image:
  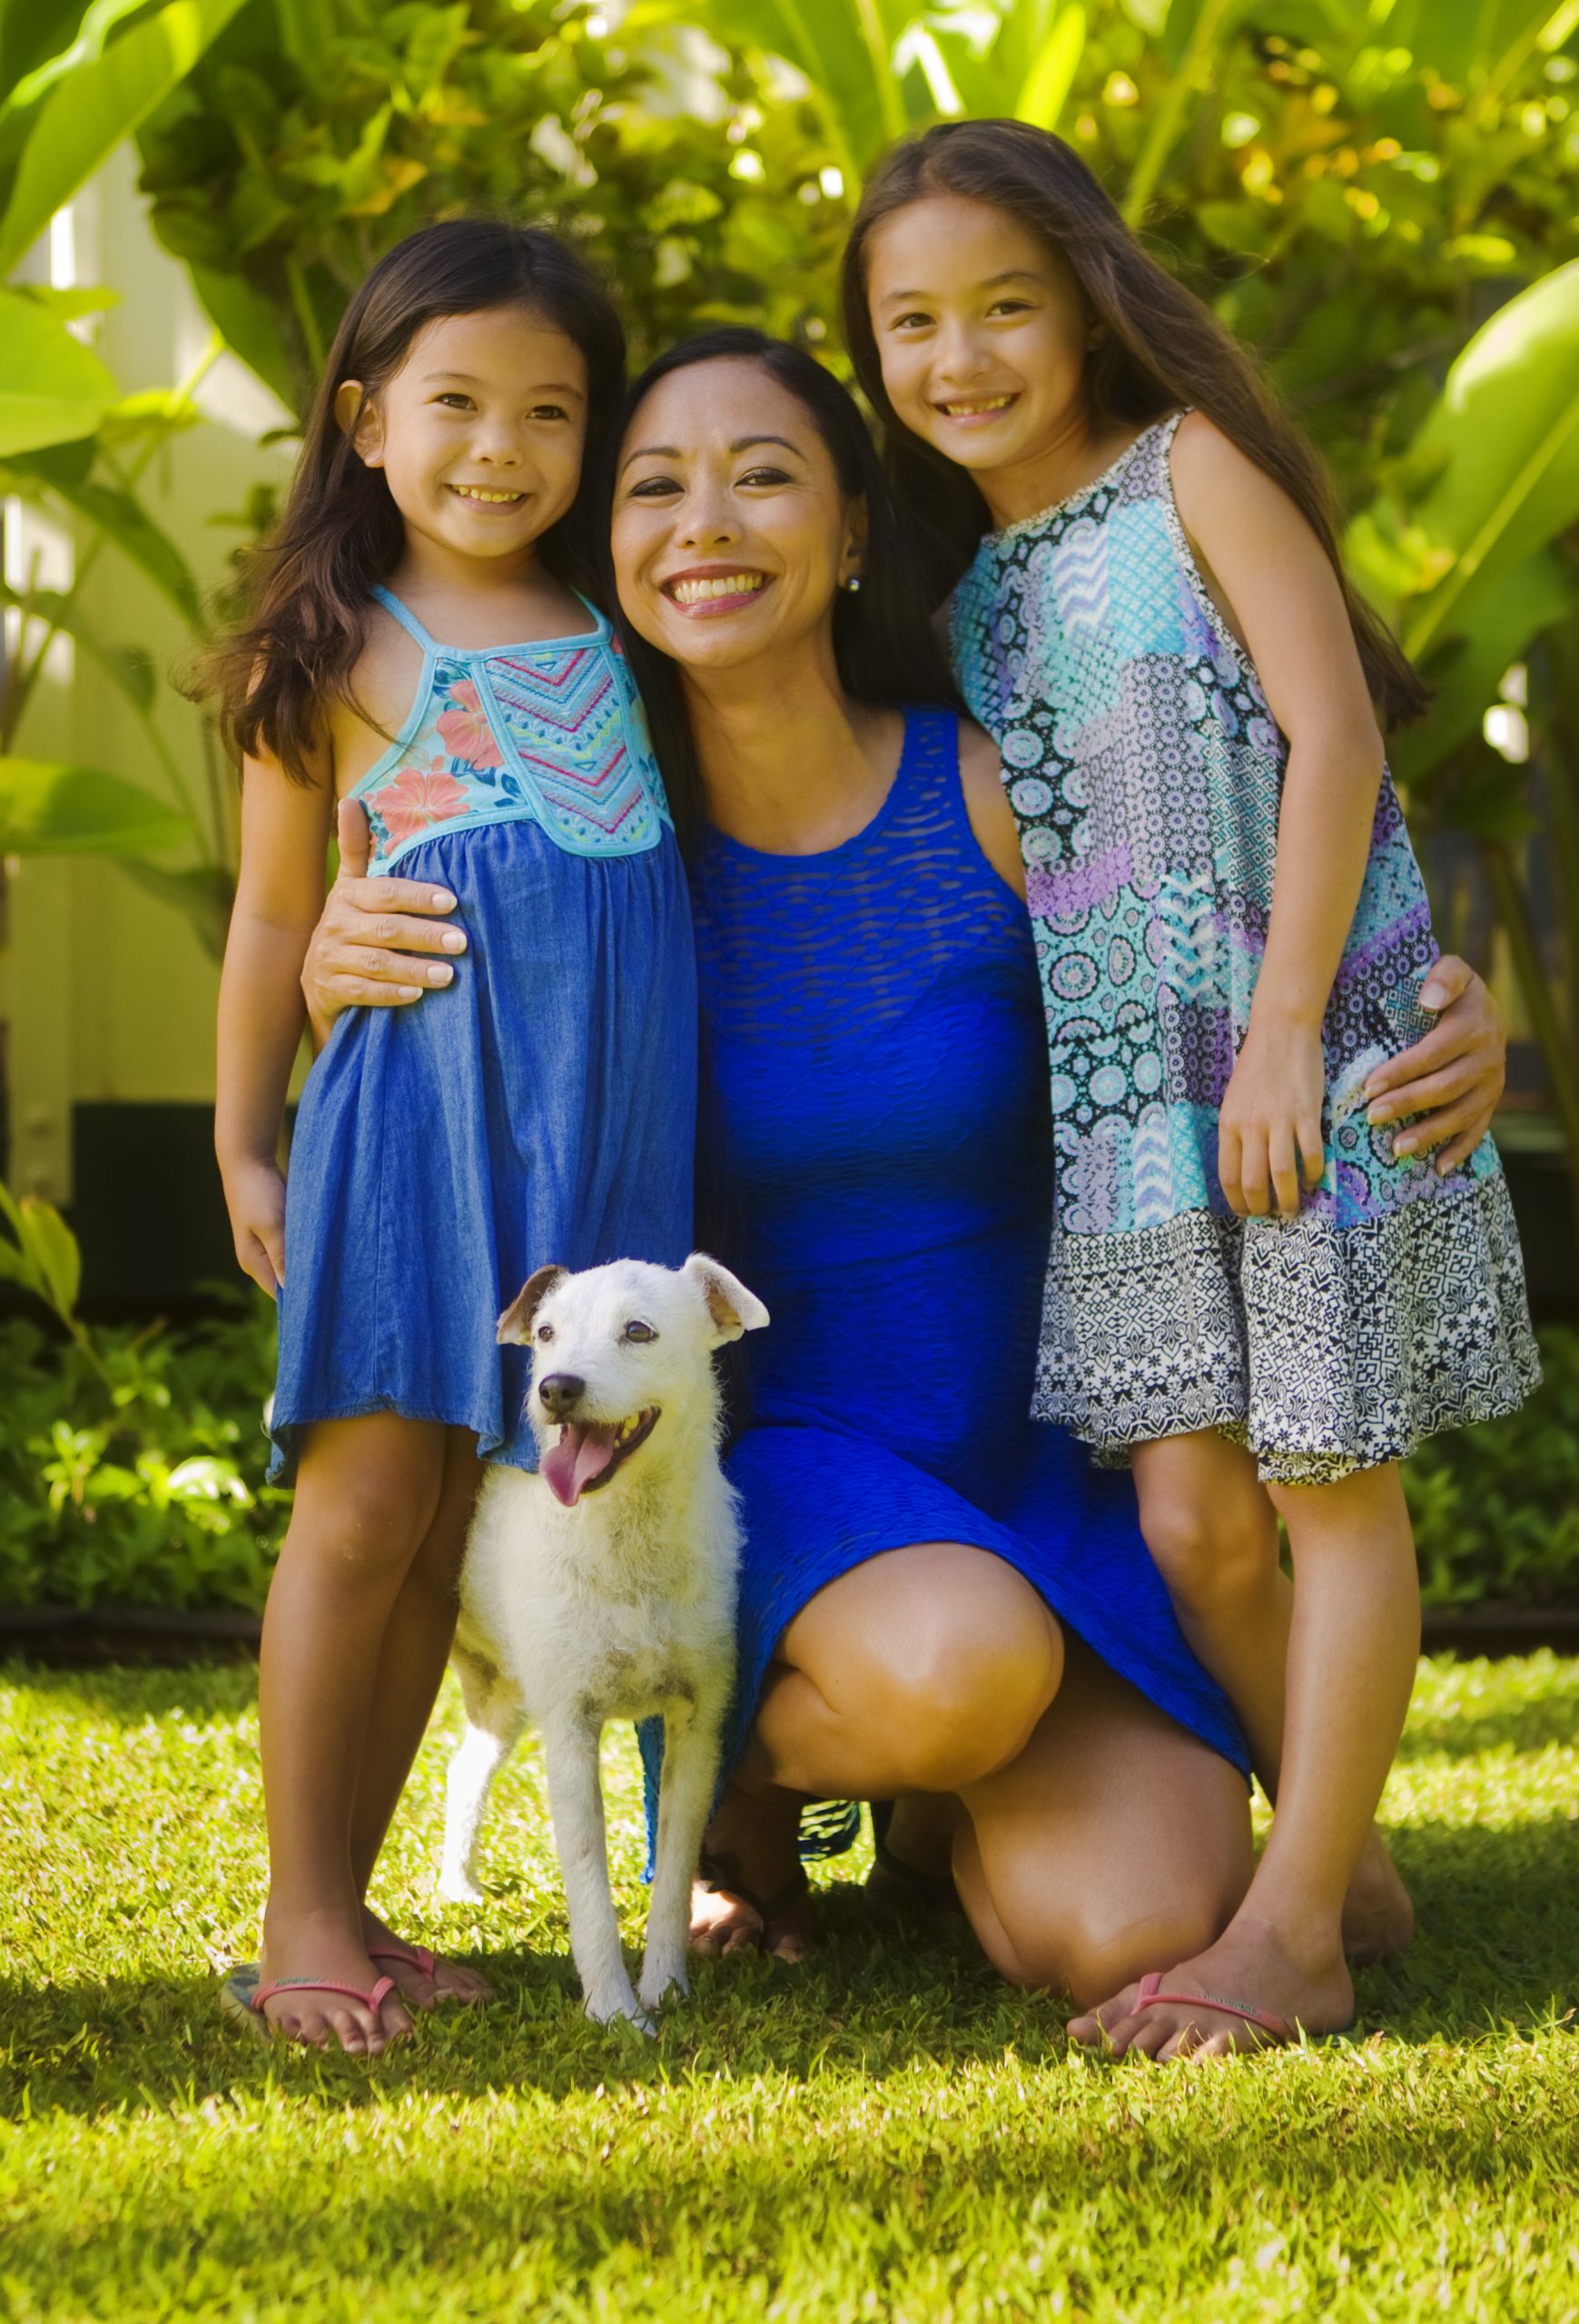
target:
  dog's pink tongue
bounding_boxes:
[541,1422,617,1508]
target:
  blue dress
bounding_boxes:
[677,708,1247,1818]
[269,586,696,1482]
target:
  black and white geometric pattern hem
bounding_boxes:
[1032,1168,1541,1486]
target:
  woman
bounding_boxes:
[301,334,1509,2014]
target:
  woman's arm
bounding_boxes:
[299,800,468,1049]
[214,747,335,1295]
[1172,415,1389,1220]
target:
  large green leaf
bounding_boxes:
[0,581,156,712]
[0,286,115,457]
[0,758,191,855]
[1390,549,1578,789]
[5,459,205,625]
[1387,260,1579,660]
[0,0,251,275]
[186,261,299,414]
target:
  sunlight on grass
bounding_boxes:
[0,1655,1575,2321]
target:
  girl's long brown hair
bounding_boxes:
[840,120,1427,726]
[206,219,627,783]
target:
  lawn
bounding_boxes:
[0,1654,1575,2323]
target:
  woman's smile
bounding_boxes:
[663,565,772,615]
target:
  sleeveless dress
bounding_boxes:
[950,414,1539,1484]
[648,708,1247,1825]
[268,586,696,1482]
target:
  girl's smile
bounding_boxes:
[864,193,1128,527]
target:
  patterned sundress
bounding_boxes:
[950,413,1539,1482]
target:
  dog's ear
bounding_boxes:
[684,1253,770,1345]
[497,1264,567,1345]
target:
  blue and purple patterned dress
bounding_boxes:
[950,413,1537,1482]
[268,586,696,1482]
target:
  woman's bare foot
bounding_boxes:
[1341,1829,1414,1963]
[1067,1913,1355,2063]
[360,1905,495,2008]
[257,1903,415,2053]
[689,1777,813,1962]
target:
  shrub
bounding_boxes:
[1405,1327,1579,1612]
[0,1296,285,1613]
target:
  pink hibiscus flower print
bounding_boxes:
[378,757,472,848]
[435,678,503,769]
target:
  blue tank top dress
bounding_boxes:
[639,709,1247,1843]
[268,586,696,1482]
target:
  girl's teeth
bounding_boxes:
[453,486,522,503]
[671,574,765,604]
[942,396,1012,416]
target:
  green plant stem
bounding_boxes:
[1121,0,1240,226]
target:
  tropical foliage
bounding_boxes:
[2,0,1577,1122]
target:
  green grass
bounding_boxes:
[1,1656,1575,2323]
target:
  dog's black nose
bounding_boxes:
[538,1373,586,1420]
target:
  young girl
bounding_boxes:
[212,222,695,2052]
[843,121,1539,2054]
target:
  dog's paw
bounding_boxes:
[638,1963,689,2014]
[437,1870,487,1905]
[584,1986,653,2036]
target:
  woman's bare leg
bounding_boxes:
[692,1544,1064,1959]
[256,1413,451,2051]
[955,1638,1253,2004]
[1132,1432,1412,1961]
[1076,1460,1419,2058]
[347,1426,493,2006]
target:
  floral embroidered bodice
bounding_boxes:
[349,585,671,870]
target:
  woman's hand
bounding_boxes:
[222,1154,288,1299]
[1363,954,1505,1176]
[301,800,469,1048]
[1219,1015,1327,1218]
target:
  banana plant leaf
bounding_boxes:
[0,0,252,276]
[1391,549,1579,791]
[0,286,116,458]
[1349,259,1579,664]
[4,450,203,625]
[0,757,191,855]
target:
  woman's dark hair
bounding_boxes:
[841,120,1427,725]
[596,326,959,851]
[208,219,627,781]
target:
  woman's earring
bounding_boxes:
[842,573,863,593]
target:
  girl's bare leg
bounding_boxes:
[1131,1431,1413,1961]
[347,1426,493,2006]
[1074,1460,1419,2058]
[256,1413,452,2052]
[690,1543,1064,1960]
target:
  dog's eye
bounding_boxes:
[623,1320,657,1344]
[536,1324,554,1344]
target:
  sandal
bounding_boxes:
[219,1961,397,2039]
[368,1938,494,2006]
[697,1846,810,1951]
[864,1799,962,1923]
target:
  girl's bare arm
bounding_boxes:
[214,743,335,1295]
[1172,415,1389,1220]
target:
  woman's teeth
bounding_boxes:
[670,574,765,605]
[940,395,1014,417]
[450,485,524,504]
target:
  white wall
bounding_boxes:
[4,144,296,1199]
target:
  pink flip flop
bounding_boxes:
[1131,1971,1292,2043]
[219,1962,397,2037]
[367,1940,436,1976]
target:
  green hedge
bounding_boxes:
[0,1306,1574,1616]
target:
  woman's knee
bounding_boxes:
[860,1580,1064,1790]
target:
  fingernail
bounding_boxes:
[1394,1133,1416,1156]
[400,985,422,1000]
[430,963,453,984]
[441,930,467,951]
[432,891,456,909]
[1368,1102,1392,1125]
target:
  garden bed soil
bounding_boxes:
[4,1601,1577,1664]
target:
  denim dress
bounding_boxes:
[268,586,696,1482]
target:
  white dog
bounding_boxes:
[439,1252,767,2029]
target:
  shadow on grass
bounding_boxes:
[1,1656,260,1726]
[3,1823,1574,2125]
